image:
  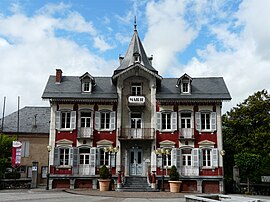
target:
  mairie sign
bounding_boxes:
[128,96,145,104]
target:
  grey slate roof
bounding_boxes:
[42,74,231,101]
[113,30,158,76]
[42,76,117,100]
[0,106,50,134]
[157,77,231,100]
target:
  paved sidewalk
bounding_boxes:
[65,189,186,198]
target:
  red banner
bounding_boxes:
[12,141,22,168]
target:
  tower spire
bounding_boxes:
[134,16,137,31]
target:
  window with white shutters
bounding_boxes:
[55,111,76,130]
[195,111,216,132]
[95,111,116,131]
[158,111,177,131]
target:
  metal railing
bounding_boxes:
[78,127,93,138]
[119,128,155,139]
[178,128,194,139]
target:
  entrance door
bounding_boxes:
[129,148,143,175]
[130,113,142,138]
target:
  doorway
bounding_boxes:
[129,147,143,175]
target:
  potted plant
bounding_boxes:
[168,165,181,193]
[98,165,110,191]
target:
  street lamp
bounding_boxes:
[46,145,52,190]
[155,148,171,191]
[103,146,119,173]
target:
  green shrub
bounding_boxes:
[169,165,179,181]
[99,165,109,179]
[5,171,20,179]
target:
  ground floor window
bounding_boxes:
[60,148,70,165]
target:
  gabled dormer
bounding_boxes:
[80,72,95,93]
[176,73,192,94]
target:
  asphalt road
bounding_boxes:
[0,189,185,202]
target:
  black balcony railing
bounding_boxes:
[119,128,155,140]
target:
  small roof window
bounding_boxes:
[80,72,95,93]
[176,73,192,94]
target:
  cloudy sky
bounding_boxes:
[0,0,269,116]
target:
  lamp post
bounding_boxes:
[155,148,171,191]
[46,145,52,190]
[103,146,119,173]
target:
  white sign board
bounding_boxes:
[128,96,145,104]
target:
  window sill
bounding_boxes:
[57,129,74,132]
[57,165,72,169]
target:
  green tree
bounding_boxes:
[223,90,270,192]
[234,152,262,193]
[0,134,15,178]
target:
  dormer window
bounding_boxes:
[82,82,90,92]
[176,73,192,94]
[182,82,189,93]
[133,52,141,63]
[181,79,190,94]
[80,72,95,93]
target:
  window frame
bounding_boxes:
[131,83,142,96]
[100,111,110,130]
[202,148,212,168]
[61,111,71,129]
[80,111,92,128]
[182,148,192,166]
[59,148,70,166]
[161,112,171,130]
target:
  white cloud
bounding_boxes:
[143,0,270,113]
[144,0,197,73]
[0,3,117,115]
[93,36,114,52]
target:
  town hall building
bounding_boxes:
[42,24,231,193]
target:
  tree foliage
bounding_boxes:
[0,134,15,178]
[223,90,270,190]
[234,152,262,182]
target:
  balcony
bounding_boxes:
[119,128,155,140]
[78,127,93,139]
[179,128,194,139]
[180,166,199,176]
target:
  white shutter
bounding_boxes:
[195,112,201,132]
[178,112,182,129]
[171,112,177,131]
[90,147,97,175]
[21,141,29,157]
[156,112,161,130]
[191,112,194,129]
[212,148,218,167]
[176,148,181,170]
[111,153,116,167]
[157,154,162,168]
[55,111,61,130]
[192,148,199,167]
[54,147,60,166]
[95,111,100,130]
[71,111,76,129]
[171,148,181,169]
[72,148,79,174]
[171,148,177,167]
[211,112,217,131]
[110,111,116,131]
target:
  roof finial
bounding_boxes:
[134,16,137,31]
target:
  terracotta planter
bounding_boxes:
[169,181,182,193]
[98,179,111,191]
